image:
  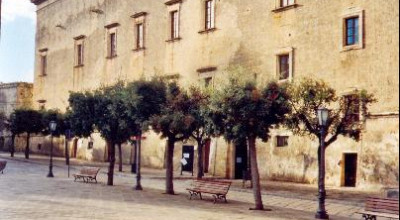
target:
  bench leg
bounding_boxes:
[212,195,227,204]
[362,214,376,220]
[188,191,201,200]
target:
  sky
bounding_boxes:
[0,0,36,83]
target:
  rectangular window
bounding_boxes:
[77,44,84,66]
[280,0,295,7]
[345,17,359,46]
[205,0,215,30]
[276,136,289,147]
[278,54,290,80]
[41,55,47,76]
[171,11,179,39]
[110,33,117,57]
[344,94,360,123]
[136,23,144,49]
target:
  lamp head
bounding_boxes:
[49,121,57,132]
[317,106,329,127]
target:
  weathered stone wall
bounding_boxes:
[31,0,399,188]
[0,83,33,117]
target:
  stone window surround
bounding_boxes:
[199,0,217,34]
[275,47,294,83]
[165,1,182,43]
[104,23,120,59]
[341,8,364,52]
[38,48,48,77]
[131,12,147,52]
[272,0,299,13]
[73,35,86,67]
[197,66,217,88]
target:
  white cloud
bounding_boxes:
[2,0,36,24]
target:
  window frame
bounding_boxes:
[276,136,289,147]
[40,55,47,76]
[345,17,359,46]
[280,0,295,7]
[110,32,117,57]
[136,23,145,49]
[341,9,364,51]
[38,48,48,77]
[171,10,180,40]
[131,12,147,51]
[205,0,215,30]
[104,23,119,59]
[74,35,86,67]
[275,47,294,83]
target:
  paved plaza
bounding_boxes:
[0,153,387,220]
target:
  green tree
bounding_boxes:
[187,87,214,179]
[125,78,167,190]
[41,109,70,164]
[92,82,131,185]
[9,109,43,159]
[41,109,68,137]
[151,82,194,195]
[285,78,375,216]
[211,79,290,210]
[286,78,376,148]
[68,92,97,139]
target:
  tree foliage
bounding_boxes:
[68,92,97,138]
[151,82,194,194]
[41,109,68,137]
[125,78,167,189]
[210,78,290,210]
[9,108,43,159]
[285,78,376,148]
[186,87,214,178]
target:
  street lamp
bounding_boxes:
[47,120,57,178]
[315,107,329,219]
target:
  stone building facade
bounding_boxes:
[0,82,33,149]
[31,0,399,189]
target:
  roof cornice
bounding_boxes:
[31,0,48,6]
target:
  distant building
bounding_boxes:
[30,0,399,189]
[0,82,33,150]
[0,82,33,118]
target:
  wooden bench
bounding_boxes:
[73,167,101,183]
[356,197,399,220]
[186,179,232,204]
[0,161,6,174]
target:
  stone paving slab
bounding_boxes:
[0,153,392,220]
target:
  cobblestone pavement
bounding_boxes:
[0,153,388,220]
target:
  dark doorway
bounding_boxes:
[203,140,211,173]
[72,138,78,158]
[235,139,248,179]
[344,153,358,187]
[181,145,194,176]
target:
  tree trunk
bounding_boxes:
[10,134,15,157]
[248,136,264,210]
[118,143,123,172]
[65,137,70,165]
[25,133,30,159]
[135,132,143,190]
[197,139,204,179]
[165,137,175,195]
[107,141,116,186]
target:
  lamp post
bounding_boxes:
[47,120,57,178]
[315,107,329,219]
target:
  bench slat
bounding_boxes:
[359,197,400,219]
